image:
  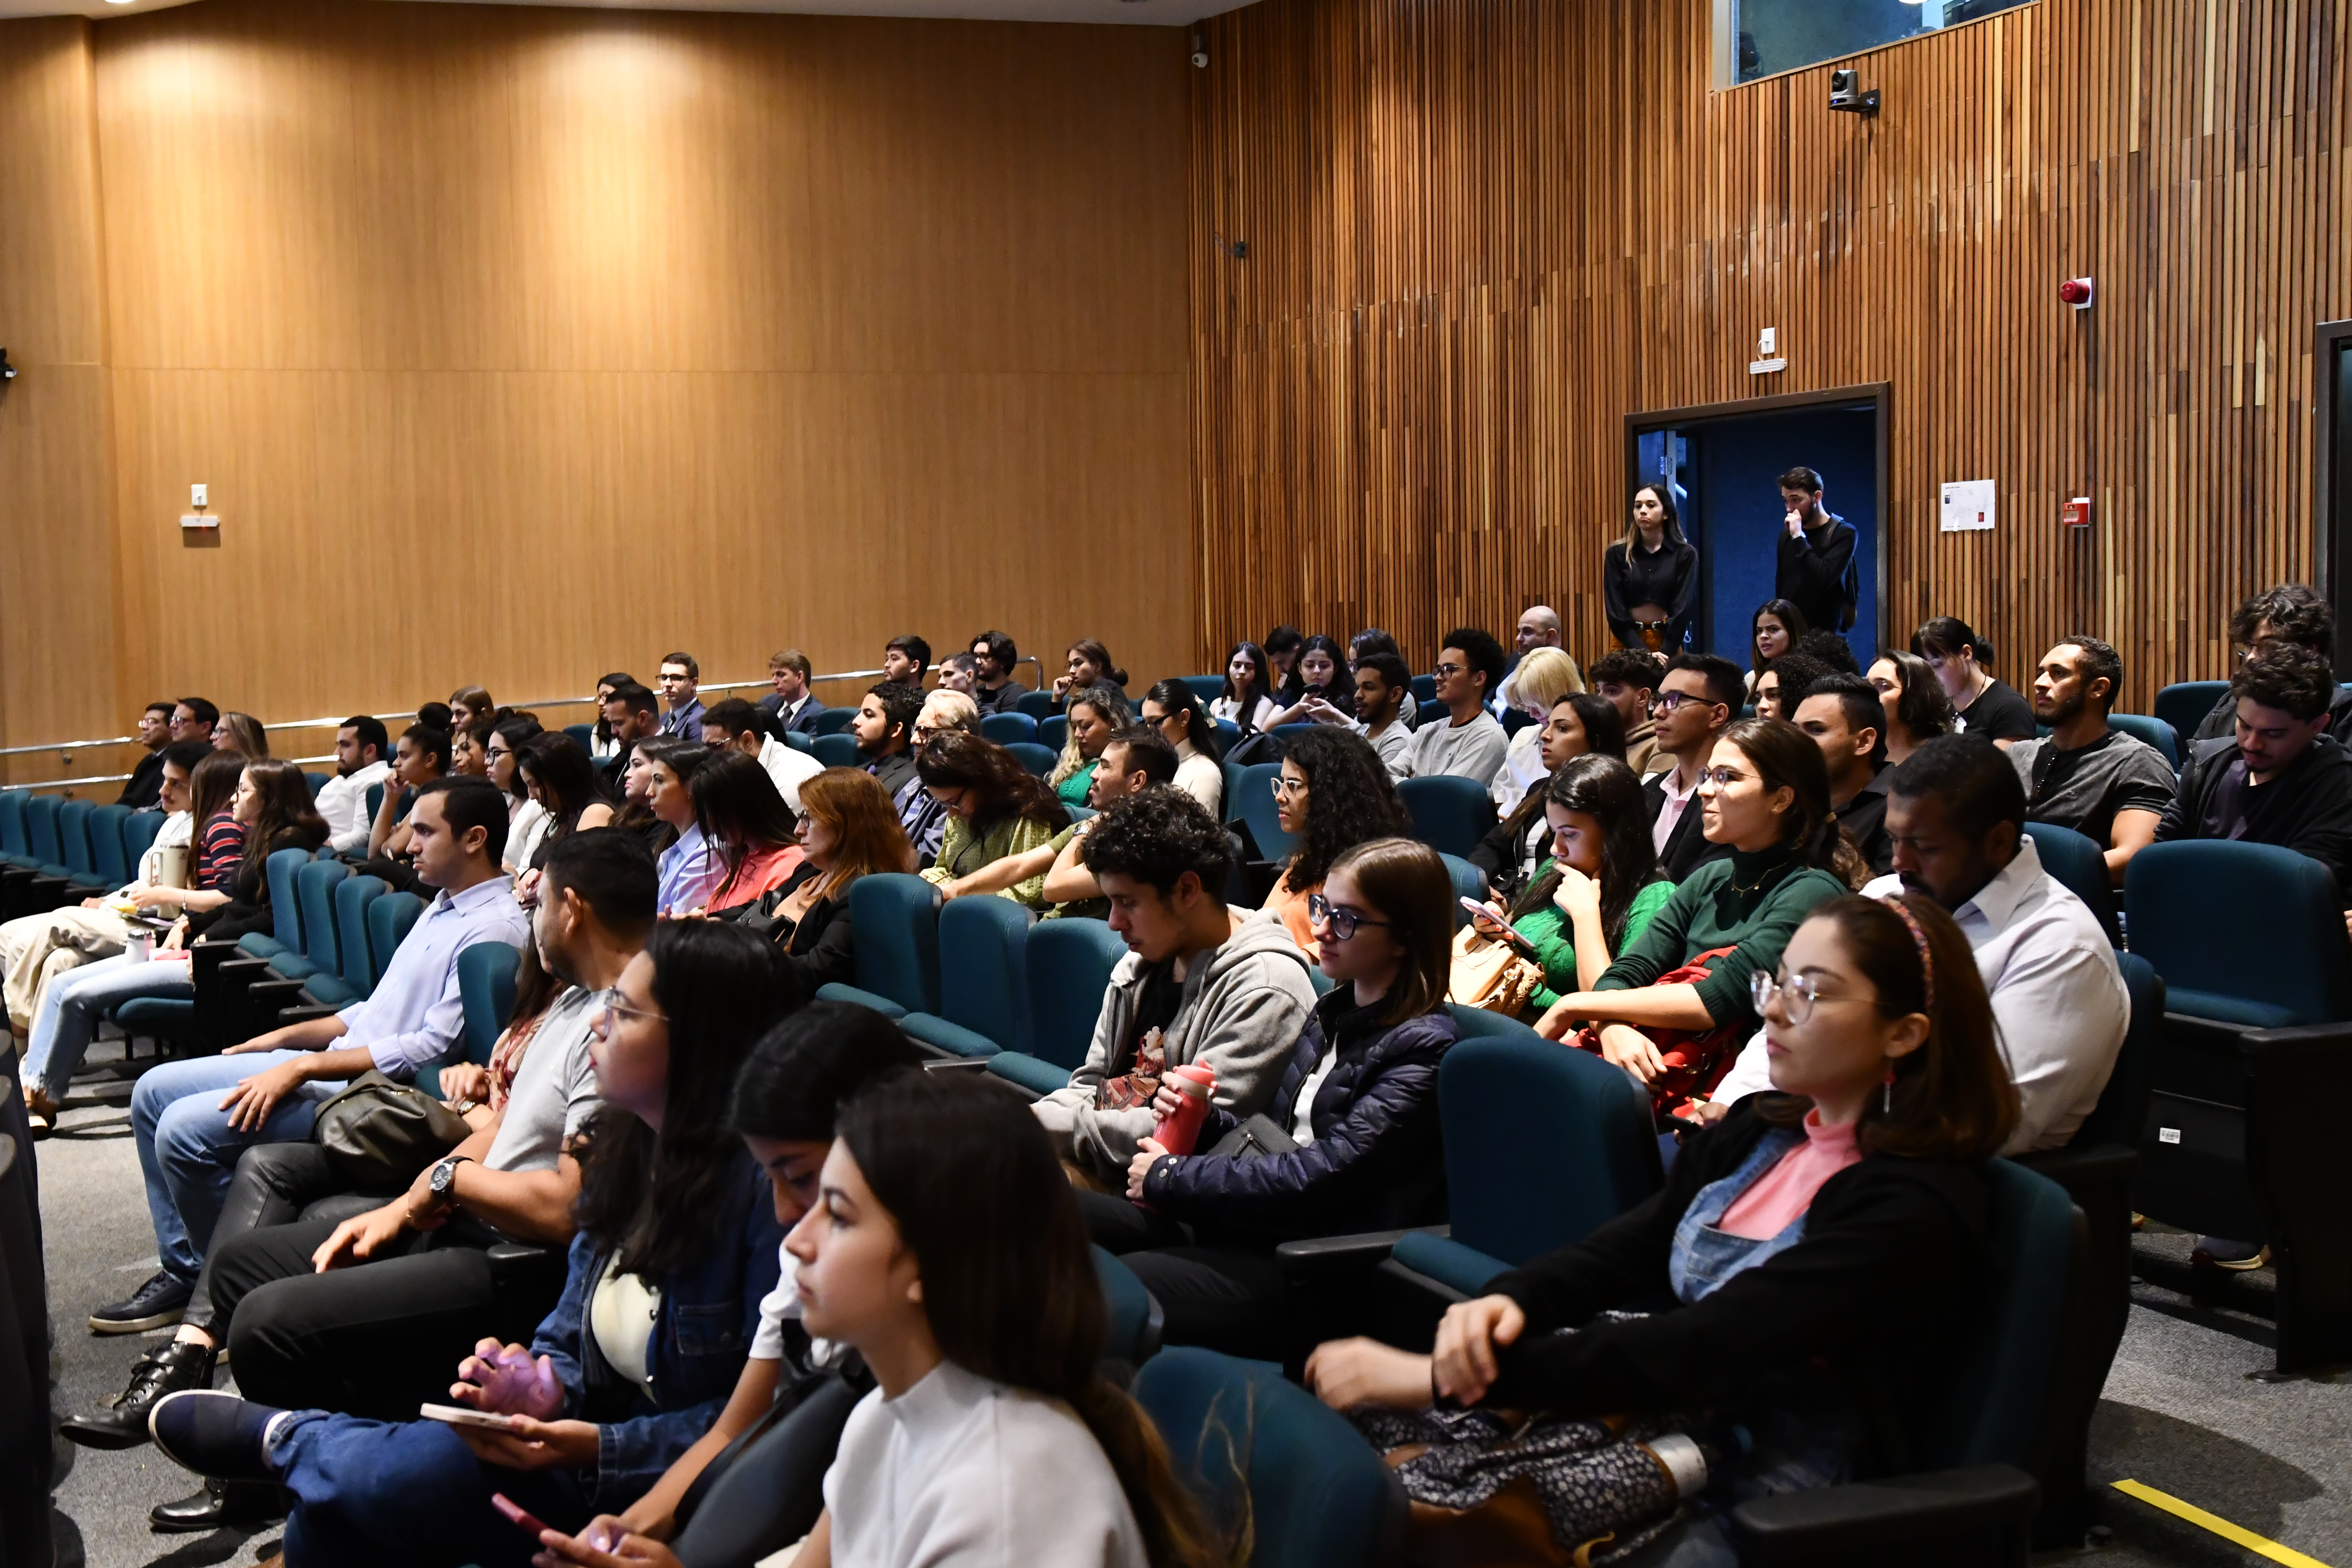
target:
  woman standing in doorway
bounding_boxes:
[1604,483,1699,655]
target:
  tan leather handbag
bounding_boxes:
[1447,924,1546,1015]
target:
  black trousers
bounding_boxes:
[185,1143,387,1334]
[209,1217,504,1420]
[1076,1190,1293,1363]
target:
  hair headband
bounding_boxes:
[1886,898,1936,1013]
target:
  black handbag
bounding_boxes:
[310,1070,471,1189]
[1205,1113,1299,1160]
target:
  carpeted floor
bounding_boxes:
[30,1036,2352,1568]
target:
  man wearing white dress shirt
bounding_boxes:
[313,716,392,856]
[1713,734,2126,1152]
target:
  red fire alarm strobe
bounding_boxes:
[2062,496,2093,527]
[2059,277,2094,309]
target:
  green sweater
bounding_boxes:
[1512,872,1678,1011]
[1595,846,1850,1025]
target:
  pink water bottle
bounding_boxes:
[1153,1064,1218,1155]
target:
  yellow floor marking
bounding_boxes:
[2112,1479,2336,1568]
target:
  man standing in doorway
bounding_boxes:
[1774,466,1859,637]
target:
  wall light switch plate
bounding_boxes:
[1756,327,1777,357]
[191,483,207,508]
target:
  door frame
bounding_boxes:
[1623,382,1893,656]
[2315,320,2352,670]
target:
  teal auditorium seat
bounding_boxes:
[1268,722,1318,746]
[0,790,31,867]
[1133,1348,1404,1568]
[1437,853,1484,929]
[2020,825,2118,945]
[84,804,132,888]
[303,771,330,798]
[1093,1246,1162,1366]
[1409,673,1437,706]
[564,723,595,751]
[1277,1009,1661,1348]
[2151,680,2229,749]
[1004,741,1056,779]
[2126,841,2352,1028]
[1015,690,1058,720]
[236,849,316,961]
[1728,1160,2080,1564]
[812,874,939,1018]
[2106,713,2178,768]
[1037,715,1068,752]
[1179,675,1224,703]
[810,706,858,736]
[267,860,352,983]
[52,798,111,896]
[2126,841,2352,1371]
[899,896,1032,1060]
[979,712,1037,745]
[1228,761,1290,863]
[987,917,1128,1097]
[368,890,427,975]
[119,807,164,874]
[1396,776,1495,862]
[416,941,520,1099]
[784,730,813,754]
[290,876,389,1011]
[808,734,859,768]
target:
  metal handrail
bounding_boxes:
[0,656,1044,792]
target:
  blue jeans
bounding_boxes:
[272,1411,594,1568]
[24,951,193,1101]
[131,1052,347,1282]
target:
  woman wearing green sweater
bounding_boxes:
[1469,754,1675,1014]
[917,730,1071,911]
[1534,718,1863,1088]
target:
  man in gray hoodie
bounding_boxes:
[1034,788,1319,1184]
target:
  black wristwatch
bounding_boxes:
[428,1154,473,1203]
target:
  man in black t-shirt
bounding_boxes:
[1773,465,1859,634]
[2009,637,2178,885]
[1792,674,1894,875]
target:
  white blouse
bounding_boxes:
[825,1361,1148,1568]
[1209,694,1280,733]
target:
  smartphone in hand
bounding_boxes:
[419,1401,520,1432]
[490,1492,553,1539]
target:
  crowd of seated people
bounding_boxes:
[30,572,2352,1568]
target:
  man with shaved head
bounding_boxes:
[1500,606,1565,710]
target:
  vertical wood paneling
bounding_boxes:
[1187,0,2352,706]
[1,0,1196,759]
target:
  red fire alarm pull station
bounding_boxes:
[2062,496,2093,528]
[2059,278,2094,309]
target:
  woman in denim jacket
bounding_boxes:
[144,920,806,1568]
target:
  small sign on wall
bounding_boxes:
[1939,479,1995,532]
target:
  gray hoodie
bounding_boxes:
[1034,911,1319,1178]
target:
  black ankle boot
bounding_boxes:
[150,1477,289,1534]
[60,1339,216,1451]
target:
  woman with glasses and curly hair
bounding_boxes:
[917,731,1070,910]
[1258,728,1413,961]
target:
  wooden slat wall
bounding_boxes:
[1185,0,2352,707]
[0,0,1193,781]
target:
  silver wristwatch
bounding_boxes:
[429,1154,472,1202]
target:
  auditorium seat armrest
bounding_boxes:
[1729,1463,2038,1564]
[1274,1226,1445,1280]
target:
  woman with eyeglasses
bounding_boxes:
[146,920,806,1568]
[1467,754,1673,1017]
[1304,895,2017,1563]
[1209,641,1280,736]
[916,730,1070,911]
[1531,719,1860,1111]
[487,714,547,867]
[1468,692,1626,902]
[1049,684,1133,808]
[1604,482,1699,654]
[1258,728,1412,961]
[210,711,271,760]
[1863,650,1955,765]
[1910,616,2036,746]
[1137,680,1225,818]
[1080,838,1460,1362]
[727,768,916,993]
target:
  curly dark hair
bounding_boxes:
[573,920,806,1279]
[1079,785,1233,899]
[1757,653,1835,716]
[1277,727,1413,894]
[2229,583,2334,656]
[1792,629,1861,675]
[2232,640,2336,721]
[914,729,1067,834]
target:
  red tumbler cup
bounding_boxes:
[1153,1064,1218,1155]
